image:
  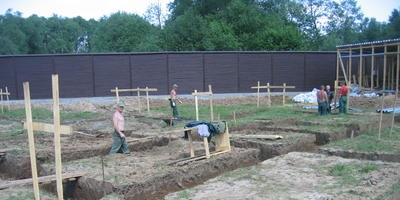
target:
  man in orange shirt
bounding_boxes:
[339,82,349,114]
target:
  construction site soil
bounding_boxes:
[0,95,399,199]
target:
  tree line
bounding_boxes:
[0,0,399,55]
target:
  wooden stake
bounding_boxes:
[359,48,363,87]
[23,82,40,200]
[378,94,384,140]
[267,82,271,107]
[52,74,63,200]
[137,87,141,113]
[209,85,214,121]
[0,88,3,113]
[371,47,375,90]
[145,86,150,112]
[203,137,210,159]
[233,111,237,124]
[188,130,194,157]
[256,81,260,107]
[282,83,286,105]
[5,86,10,110]
[115,87,119,103]
[194,90,199,121]
[390,45,400,136]
[383,45,387,90]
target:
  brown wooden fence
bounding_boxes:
[0,51,336,99]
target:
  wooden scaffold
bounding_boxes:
[336,38,400,138]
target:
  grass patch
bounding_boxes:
[0,108,97,121]
[324,127,400,154]
[329,162,380,185]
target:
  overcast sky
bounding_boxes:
[0,0,399,22]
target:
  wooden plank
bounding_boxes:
[267,82,271,107]
[194,90,199,121]
[1,88,3,113]
[115,87,119,103]
[231,134,283,140]
[192,91,213,96]
[0,172,86,190]
[146,87,150,112]
[203,137,210,159]
[256,81,260,107]
[137,87,141,113]
[251,85,296,89]
[209,85,214,121]
[173,150,231,166]
[214,122,231,152]
[23,122,73,135]
[23,82,40,200]
[52,74,63,200]
[188,130,195,157]
[283,83,286,105]
[5,86,10,110]
[111,88,158,92]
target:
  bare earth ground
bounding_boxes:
[0,95,399,199]
[165,152,400,200]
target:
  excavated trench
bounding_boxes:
[0,118,394,199]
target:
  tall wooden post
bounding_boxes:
[359,48,363,87]
[371,47,375,90]
[256,81,260,107]
[23,82,40,200]
[0,88,3,113]
[52,75,64,200]
[5,86,10,110]
[209,85,214,121]
[137,87,141,112]
[378,93,384,140]
[336,51,340,86]
[194,90,199,121]
[282,83,287,105]
[383,45,387,90]
[267,82,271,107]
[390,45,400,136]
[145,86,150,112]
[115,87,119,103]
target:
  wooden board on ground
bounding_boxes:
[0,172,86,190]
[22,122,73,135]
[231,134,283,140]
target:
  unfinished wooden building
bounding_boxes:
[336,38,400,91]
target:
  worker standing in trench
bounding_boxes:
[109,102,130,154]
[169,84,182,120]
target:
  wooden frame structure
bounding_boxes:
[0,86,10,113]
[192,85,214,121]
[251,81,295,107]
[21,75,82,200]
[185,122,231,160]
[336,38,400,137]
[336,38,400,91]
[110,87,158,112]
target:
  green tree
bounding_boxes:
[386,8,400,38]
[359,18,386,42]
[91,12,161,52]
[0,10,28,54]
